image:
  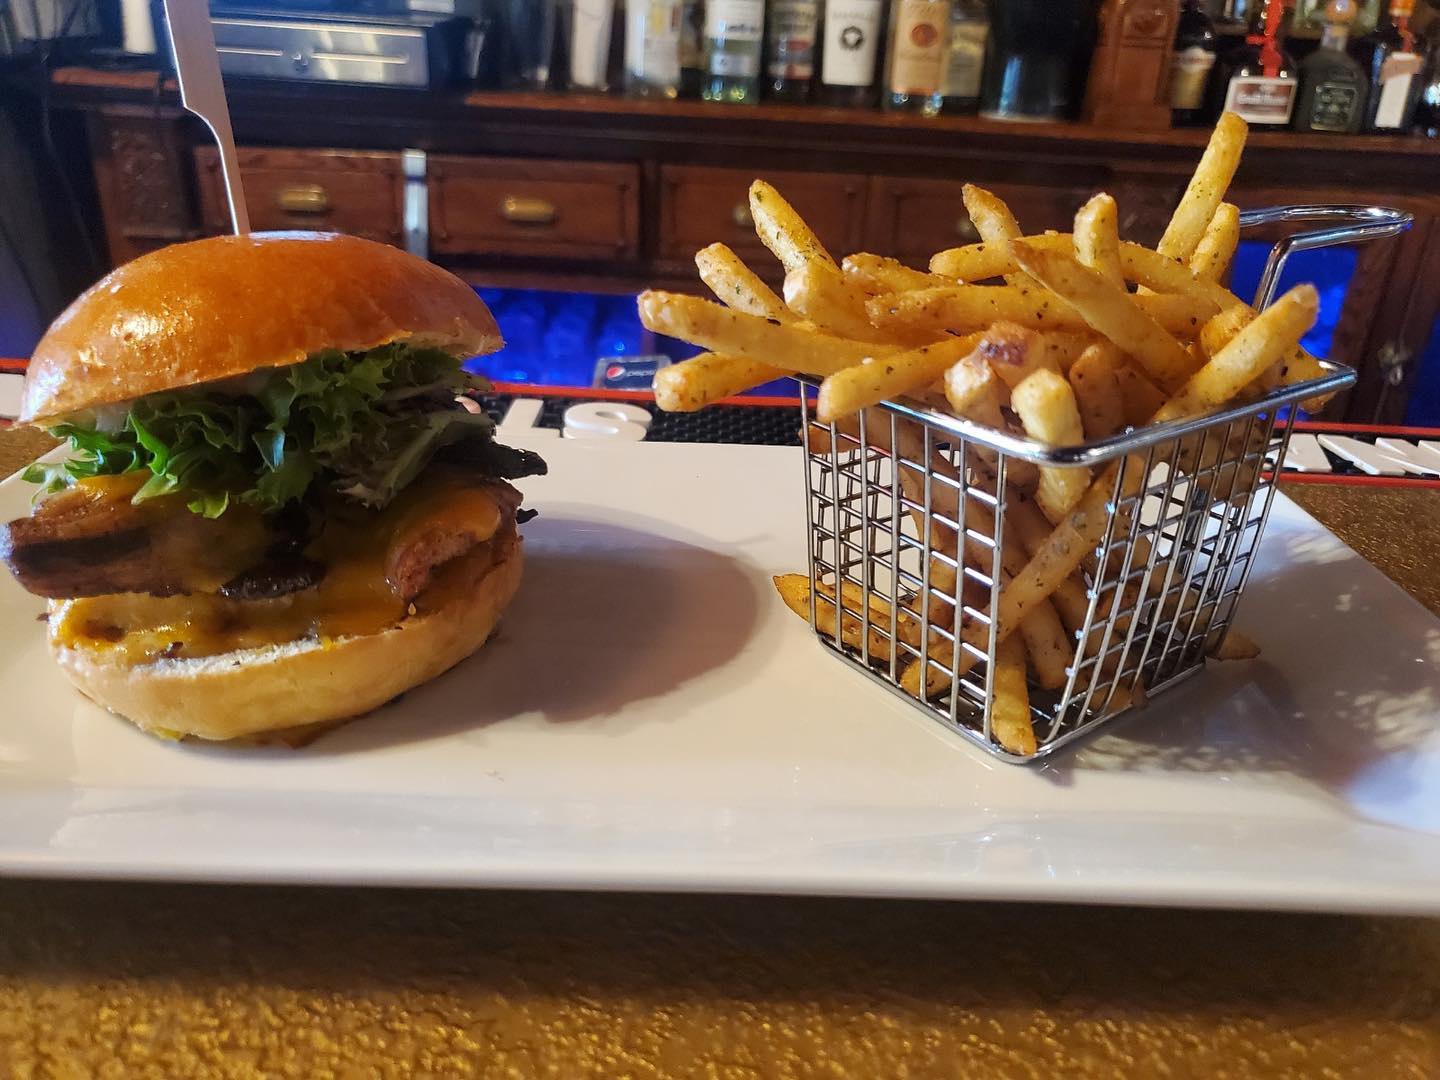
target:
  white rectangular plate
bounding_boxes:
[2,439,1438,914]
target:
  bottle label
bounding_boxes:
[1167,45,1216,110]
[1307,81,1361,131]
[821,0,884,88]
[942,19,988,99]
[706,0,764,77]
[1223,75,1296,124]
[627,0,683,85]
[890,0,950,96]
[767,0,820,79]
[1374,51,1423,128]
[679,0,703,70]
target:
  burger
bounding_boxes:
[0,232,545,743]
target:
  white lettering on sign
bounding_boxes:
[0,373,23,421]
[496,397,560,441]
[1318,434,1440,477]
[1281,433,1333,473]
[563,401,652,441]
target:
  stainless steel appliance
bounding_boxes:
[210,7,468,86]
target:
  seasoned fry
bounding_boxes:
[653,353,783,412]
[969,321,1056,390]
[1068,343,1127,441]
[695,243,790,320]
[1210,628,1261,661]
[637,291,890,376]
[868,284,1214,339]
[943,351,1008,422]
[842,253,948,294]
[1074,193,1124,290]
[1114,363,1168,427]
[962,184,1033,287]
[1005,490,1092,637]
[1011,368,1090,523]
[991,634,1037,756]
[1190,203,1241,284]
[1010,241,1198,392]
[928,242,1018,284]
[750,179,837,273]
[1198,303,1255,359]
[774,574,914,661]
[817,333,983,422]
[1155,284,1320,423]
[1158,111,1248,262]
[785,260,906,345]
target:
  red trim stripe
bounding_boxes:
[1293,419,1440,438]
[0,359,27,374]
[488,381,802,408]
[1279,472,1440,490]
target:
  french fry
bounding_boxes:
[1074,193,1124,290]
[784,260,906,345]
[991,634,1038,756]
[695,243,790,319]
[1158,111,1248,262]
[1114,363,1168,427]
[842,253,948,294]
[1190,203,1241,284]
[1198,303,1254,359]
[750,179,837,274]
[816,333,983,422]
[962,184,1034,287]
[653,353,783,412]
[1005,489,1092,638]
[943,351,1008,422]
[1011,368,1090,524]
[867,284,1214,339]
[972,321,1059,390]
[638,291,891,376]
[1155,284,1320,423]
[1067,342,1127,441]
[1010,241,1199,392]
[928,243,1017,283]
[774,574,918,661]
[1210,628,1261,660]
[1038,332,1098,373]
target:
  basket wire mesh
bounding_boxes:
[798,205,1407,762]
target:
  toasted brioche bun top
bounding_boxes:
[22,232,502,424]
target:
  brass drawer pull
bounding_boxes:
[276,184,329,214]
[501,195,558,226]
[732,202,753,230]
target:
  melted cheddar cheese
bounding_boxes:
[51,475,508,665]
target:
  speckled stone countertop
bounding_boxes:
[1,426,1437,1078]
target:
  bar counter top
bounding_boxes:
[1,423,1438,1077]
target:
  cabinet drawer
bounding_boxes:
[429,157,638,260]
[196,146,404,244]
[866,176,1104,269]
[660,166,867,266]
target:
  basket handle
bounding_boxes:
[1238,204,1412,311]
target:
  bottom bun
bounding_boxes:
[49,529,523,743]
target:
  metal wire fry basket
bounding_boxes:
[797,205,1409,763]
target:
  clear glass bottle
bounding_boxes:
[818,0,886,107]
[885,0,952,114]
[1169,0,1218,126]
[1363,0,1425,132]
[570,0,618,92]
[1213,0,1299,127]
[765,0,821,102]
[1294,0,1368,131]
[940,0,989,114]
[626,0,685,98]
[703,0,767,102]
[679,0,706,97]
[1294,0,1381,36]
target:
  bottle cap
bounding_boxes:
[1324,0,1357,25]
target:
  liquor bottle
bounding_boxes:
[626,0,685,98]
[1363,0,1425,132]
[885,0,952,114]
[818,0,886,107]
[1294,0,1381,36]
[680,0,707,97]
[1168,0,1218,126]
[979,0,1095,122]
[1414,34,1440,136]
[570,0,618,92]
[501,0,560,89]
[1215,0,1299,127]
[940,0,989,114]
[703,0,767,102]
[765,0,820,102]
[1294,0,1368,132]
